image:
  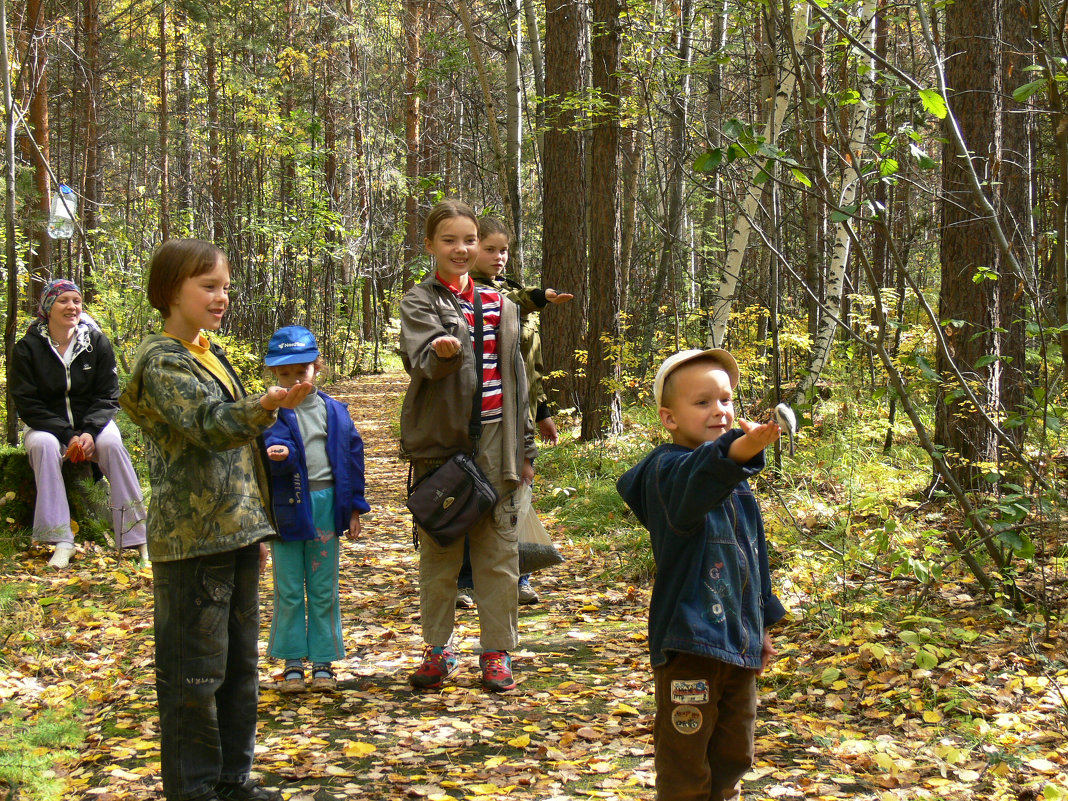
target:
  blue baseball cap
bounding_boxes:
[265,325,320,366]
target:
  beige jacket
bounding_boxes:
[398,274,535,481]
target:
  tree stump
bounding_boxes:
[0,447,112,546]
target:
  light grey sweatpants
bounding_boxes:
[24,420,147,548]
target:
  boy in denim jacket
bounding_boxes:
[616,349,787,801]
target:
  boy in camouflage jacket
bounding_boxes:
[121,239,311,801]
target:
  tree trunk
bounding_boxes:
[935,0,1030,490]
[641,0,693,360]
[582,0,622,440]
[205,17,223,243]
[159,6,170,240]
[522,0,545,135]
[4,0,21,444]
[503,0,524,271]
[542,0,587,413]
[707,2,809,348]
[82,0,99,260]
[456,0,512,229]
[793,0,878,403]
[403,0,424,289]
[175,15,194,225]
[19,0,50,289]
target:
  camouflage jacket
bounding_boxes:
[119,334,277,562]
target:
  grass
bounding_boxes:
[0,703,85,801]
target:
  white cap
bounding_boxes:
[653,348,740,407]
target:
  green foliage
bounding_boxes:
[917,88,948,119]
[534,414,656,583]
[0,702,85,801]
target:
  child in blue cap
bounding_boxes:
[263,325,371,692]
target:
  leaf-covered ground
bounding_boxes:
[3,372,1068,801]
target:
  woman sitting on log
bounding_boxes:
[10,279,148,568]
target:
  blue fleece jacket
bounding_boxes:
[616,429,786,669]
[264,390,371,541]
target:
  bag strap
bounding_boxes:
[468,283,485,454]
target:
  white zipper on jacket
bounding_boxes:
[43,325,91,429]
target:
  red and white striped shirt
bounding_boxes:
[449,280,503,423]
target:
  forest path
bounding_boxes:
[12,372,1042,801]
[53,372,658,801]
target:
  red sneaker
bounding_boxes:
[479,650,517,691]
[409,645,459,690]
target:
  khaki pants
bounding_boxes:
[653,651,757,801]
[416,422,523,652]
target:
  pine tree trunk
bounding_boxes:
[542,0,587,413]
[935,0,1030,488]
[582,0,622,440]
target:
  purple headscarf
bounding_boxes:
[36,279,82,322]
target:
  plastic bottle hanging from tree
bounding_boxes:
[47,185,77,240]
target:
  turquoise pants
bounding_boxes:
[267,487,344,663]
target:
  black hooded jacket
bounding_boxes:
[10,321,121,445]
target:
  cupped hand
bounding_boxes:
[431,336,462,359]
[545,289,574,304]
[737,417,781,447]
[267,445,290,461]
[261,381,315,411]
[79,433,96,459]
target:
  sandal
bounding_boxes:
[309,666,337,692]
[279,668,306,693]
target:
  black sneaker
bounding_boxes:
[216,779,282,801]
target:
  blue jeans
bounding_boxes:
[153,543,261,801]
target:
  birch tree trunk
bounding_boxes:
[522,0,545,136]
[3,0,20,444]
[205,17,223,243]
[707,2,809,348]
[639,0,693,359]
[81,0,100,259]
[791,0,878,401]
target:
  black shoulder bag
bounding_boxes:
[406,286,500,546]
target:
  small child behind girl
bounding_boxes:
[262,325,370,693]
[399,198,536,693]
[121,238,313,801]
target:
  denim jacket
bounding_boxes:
[617,430,786,669]
[263,391,371,541]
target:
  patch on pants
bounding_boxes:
[670,679,709,705]
[671,704,703,734]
